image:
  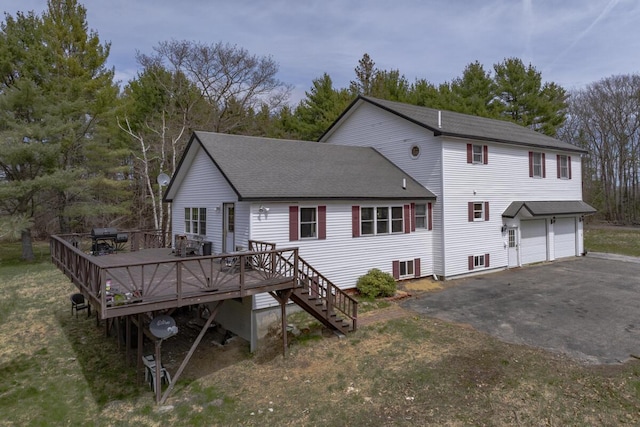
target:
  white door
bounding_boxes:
[554,217,576,259]
[507,227,519,267]
[223,203,235,253]
[520,219,547,265]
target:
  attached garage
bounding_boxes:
[554,217,576,258]
[520,219,547,264]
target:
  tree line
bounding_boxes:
[0,0,635,260]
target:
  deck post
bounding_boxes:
[136,313,143,385]
[159,300,225,405]
[126,315,131,363]
[155,339,162,404]
[270,289,294,358]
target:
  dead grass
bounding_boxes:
[2,240,640,425]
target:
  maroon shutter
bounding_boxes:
[485,253,490,268]
[568,156,572,179]
[468,255,474,271]
[318,205,326,240]
[392,260,400,279]
[467,144,472,163]
[557,154,561,178]
[542,153,546,178]
[468,202,474,222]
[483,145,488,164]
[404,204,411,233]
[484,202,490,221]
[289,206,299,241]
[414,258,421,278]
[352,206,360,237]
[428,202,433,230]
[411,202,416,232]
[529,152,534,177]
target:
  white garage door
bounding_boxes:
[554,217,576,259]
[521,220,547,264]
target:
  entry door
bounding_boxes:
[508,227,519,268]
[223,203,235,253]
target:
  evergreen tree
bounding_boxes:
[449,61,499,118]
[350,53,376,96]
[493,57,567,136]
[293,73,353,141]
[0,0,121,259]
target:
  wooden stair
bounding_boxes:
[249,241,358,334]
[289,256,358,334]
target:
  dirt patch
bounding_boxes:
[401,277,444,292]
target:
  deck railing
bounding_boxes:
[51,235,299,319]
[55,229,169,254]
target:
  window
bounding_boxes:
[361,207,374,235]
[529,152,546,178]
[467,144,488,164]
[300,207,317,238]
[508,229,516,248]
[393,258,421,279]
[468,253,490,270]
[468,202,489,222]
[290,206,326,241]
[360,206,404,236]
[557,154,572,179]
[391,207,403,233]
[185,207,206,235]
[415,204,427,229]
[376,206,389,234]
[473,203,484,220]
[400,260,414,277]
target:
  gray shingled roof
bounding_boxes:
[175,131,435,201]
[502,201,597,218]
[323,96,587,154]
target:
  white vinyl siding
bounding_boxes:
[171,144,238,253]
[521,220,548,264]
[321,103,444,275]
[440,138,583,277]
[554,218,576,259]
[251,201,433,309]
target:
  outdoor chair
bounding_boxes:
[142,355,171,392]
[70,293,90,318]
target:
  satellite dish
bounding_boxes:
[149,315,178,339]
[157,172,170,187]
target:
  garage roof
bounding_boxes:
[502,201,597,218]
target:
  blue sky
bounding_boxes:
[3,0,639,104]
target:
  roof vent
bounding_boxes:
[438,110,442,129]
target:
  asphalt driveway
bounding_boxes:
[401,254,640,364]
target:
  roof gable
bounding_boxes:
[320,96,586,154]
[166,131,435,202]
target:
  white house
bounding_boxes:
[163,96,594,346]
[163,131,436,346]
[320,96,595,278]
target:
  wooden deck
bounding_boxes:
[51,235,299,319]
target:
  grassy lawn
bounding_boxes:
[1,234,640,425]
[585,224,640,257]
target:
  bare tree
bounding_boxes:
[143,40,291,133]
[563,74,640,223]
[119,41,291,235]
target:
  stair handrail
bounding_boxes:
[247,240,357,332]
[295,255,358,331]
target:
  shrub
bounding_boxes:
[356,268,397,299]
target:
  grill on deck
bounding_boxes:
[91,227,128,256]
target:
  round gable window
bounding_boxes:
[410,145,420,159]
